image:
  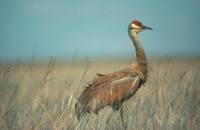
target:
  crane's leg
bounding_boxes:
[119,106,127,130]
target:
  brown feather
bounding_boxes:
[75,64,144,119]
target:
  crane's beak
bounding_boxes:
[142,25,153,30]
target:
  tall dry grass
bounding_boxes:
[0,58,199,130]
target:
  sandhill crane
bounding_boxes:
[75,20,152,129]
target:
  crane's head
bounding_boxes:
[128,20,153,33]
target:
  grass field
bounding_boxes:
[0,58,200,130]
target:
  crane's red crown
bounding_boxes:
[132,20,143,27]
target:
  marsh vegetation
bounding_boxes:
[0,58,199,130]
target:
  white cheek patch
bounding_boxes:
[131,24,141,29]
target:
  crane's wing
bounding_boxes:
[110,74,142,98]
[81,67,142,102]
[111,75,138,86]
[75,67,142,118]
[84,67,138,90]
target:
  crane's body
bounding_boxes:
[76,63,146,115]
[75,20,152,129]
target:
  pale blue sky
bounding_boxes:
[1,0,200,61]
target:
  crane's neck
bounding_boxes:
[129,31,148,80]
